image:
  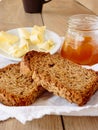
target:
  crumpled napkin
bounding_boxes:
[0,47,98,124]
[0,91,98,124]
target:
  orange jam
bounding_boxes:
[61,14,98,65]
[61,36,98,65]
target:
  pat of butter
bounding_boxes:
[0,31,19,53]
[0,42,12,53]
[30,25,46,44]
[9,38,29,58]
[37,40,54,52]
[0,31,19,44]
[18,28,30,39]
[30,35,41,44]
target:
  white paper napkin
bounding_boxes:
[0,91,98,124]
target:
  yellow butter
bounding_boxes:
[0,31,19,53]
[0,42,12,53]
[37,40,54,52]
[0,31,19,44]
[31,25,46,34]
[30,25,46,44]
[0,26,55,58]
[18,28,30,39]
[9,38,29,58]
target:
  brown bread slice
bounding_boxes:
[0,63,45,106]
[21,51,98,106]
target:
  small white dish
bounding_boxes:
[0,27,62,61]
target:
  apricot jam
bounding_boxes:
[61,14,98,65]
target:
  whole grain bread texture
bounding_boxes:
[0,63,45,106]
[20,51,98,106]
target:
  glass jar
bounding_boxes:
[61,14,98,65]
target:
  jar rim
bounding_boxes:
[68,14,98,31]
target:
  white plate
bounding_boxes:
[0,27,62,61]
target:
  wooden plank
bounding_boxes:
[76,0,98,15]
[42,0,94,36]
[0,115,63,130]
[0,0,43,31]
[63,116,98,130]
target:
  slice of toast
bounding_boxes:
[0,63,45,106]
[21,51,98,106]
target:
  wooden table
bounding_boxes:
[0,0,98,130]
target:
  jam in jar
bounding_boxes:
[61,14,98,65]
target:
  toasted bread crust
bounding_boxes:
[0,63,45,106]
[34,72,98,106]
[21,51,98,106]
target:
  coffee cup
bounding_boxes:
[22,0,52,13]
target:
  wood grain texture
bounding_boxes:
[76,0,98,15]
[0,0,43,30]
[63,116,98,130]
[42,0,94,36]
[0,116,63,130]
